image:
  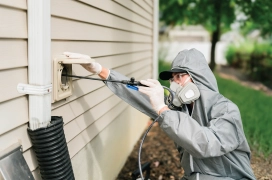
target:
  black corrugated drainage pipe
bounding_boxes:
[27,116,75,180]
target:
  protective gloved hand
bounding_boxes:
[138,79,167,114]
[63,52,102,75]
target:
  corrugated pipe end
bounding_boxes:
[27,116,75,180]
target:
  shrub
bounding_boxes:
[249,43,272,87]
[225,41,272,88]
[225,41,254,69]
[225,42,253,69]
[225,44,237,66]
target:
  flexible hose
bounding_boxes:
[138,86,174,180]
[138,116,159,180]
[28,116,74,180]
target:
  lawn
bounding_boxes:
[216,74,272,156]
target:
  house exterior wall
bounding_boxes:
[0,0,156,179]
[0,0,32,177]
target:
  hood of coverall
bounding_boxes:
[160,48,220,126]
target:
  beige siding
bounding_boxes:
[51,41,152,59]
[0,68,28,102]
[132,0,153,14]
[0,0,155,179]
[70,106,149,180]
[0,0,26,10]
[32,169,42,180]
[113,0,153,21]
[78,0,152,28]
[144,0,153,7]
[0,123,31,152]
[0,40,28,70]
[0,96,28,136]
[52,17,152,42]
[51,0,152,35]
[0,0,29,160]
[0,6,27,38]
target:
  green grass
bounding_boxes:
[158,60,272,156]
[216,74,272,156]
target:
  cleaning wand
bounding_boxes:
[62,74,148,90]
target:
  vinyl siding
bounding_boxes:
[0,0,155,179]
[0,40,28,70]
[51,0,152,35]
[70,105,149,180]
[78,0,152,28]
[0,0,29,154]
[113,0,153,21]
[51,1,154,179]
[51,16,152,42]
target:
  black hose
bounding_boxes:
[138,116,160,180]
[27,116,74,180]
[138,86,174,180]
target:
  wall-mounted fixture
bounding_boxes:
[53,56,94,102]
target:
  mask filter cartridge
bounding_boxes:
[170,81,200,107]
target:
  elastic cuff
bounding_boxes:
[158,105,169,115]
[98,67,110,80]
[105,70,111,80]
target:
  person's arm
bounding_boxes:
[105,70,159,120]
[159,97,245,159]
[63,52,159,119]
[137,78,246,158]
[105,72,169,117]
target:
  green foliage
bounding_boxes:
[159,0,236,34]
[225,41,254,68]
[225,42,272,88]
[239,21,259,37]
[159,0,237,70]
[238,0,272,38]
[216,74,272,156]
[250,43,272,84]
[225,44,237,65]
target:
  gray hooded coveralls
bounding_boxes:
[105,49,256,180]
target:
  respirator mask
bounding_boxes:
[166,76,200,108]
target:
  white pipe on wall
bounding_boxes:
[27,0,51,130]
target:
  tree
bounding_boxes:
[237,0,272,39]
[160,0,236,71]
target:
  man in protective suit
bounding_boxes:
[63,49,256,180]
